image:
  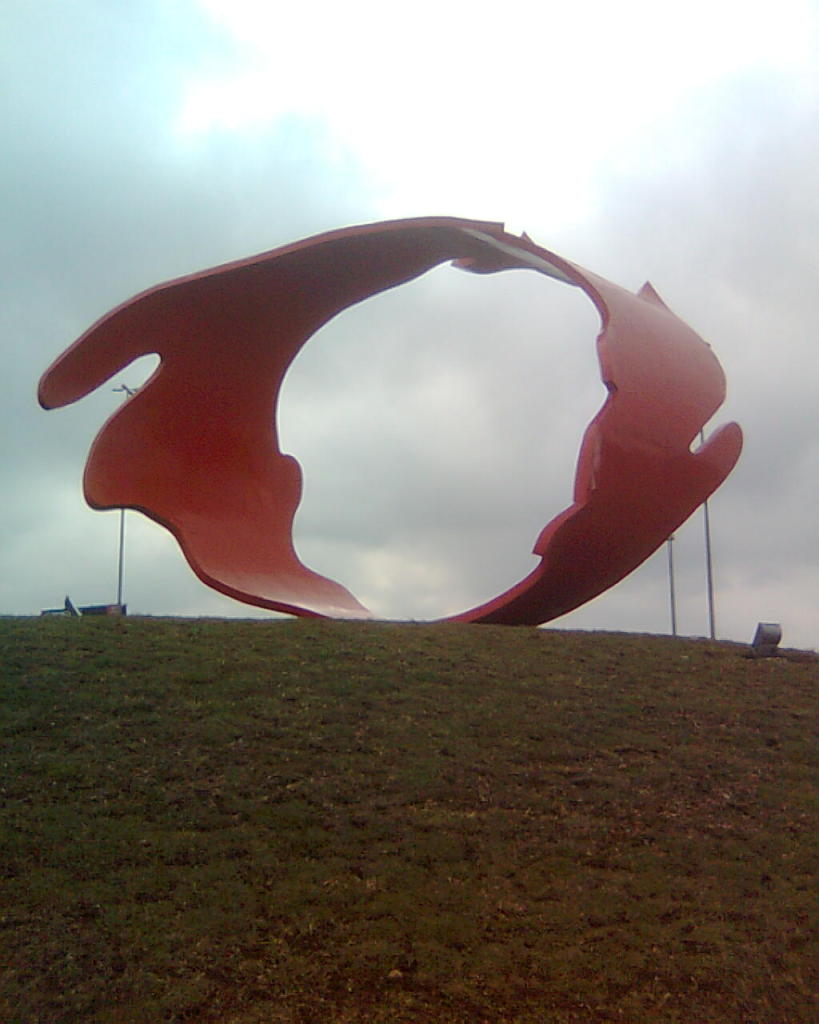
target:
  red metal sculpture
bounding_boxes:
[39,217,742,624]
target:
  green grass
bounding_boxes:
[0,616,816,1023]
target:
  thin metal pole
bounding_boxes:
[117,508,126,607]
[700,428,716,640]
[667,535,677,637]
[112,383,136,610]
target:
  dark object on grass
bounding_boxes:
[749,622,782,658]
[40,596,126,617]
[40,596,80,617]
[79,602,127,616]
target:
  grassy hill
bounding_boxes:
[1,616,816,1023]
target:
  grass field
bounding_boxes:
[0,616,816,1023]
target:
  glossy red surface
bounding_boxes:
[39,218,742,624]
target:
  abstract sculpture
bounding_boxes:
[39,217,742,624]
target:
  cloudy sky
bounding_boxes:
[3,0,818,648]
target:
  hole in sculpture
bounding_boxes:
[110,353,161,397]
[278,263,604,621]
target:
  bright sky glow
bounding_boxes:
[180,0,819,222]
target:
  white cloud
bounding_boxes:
[183,0,819,224]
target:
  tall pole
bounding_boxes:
[700,428,716,640]
[112,384,136,609]
[117,507,126,607]
[667,535,677,637]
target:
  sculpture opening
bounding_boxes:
[278,263,603,620]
